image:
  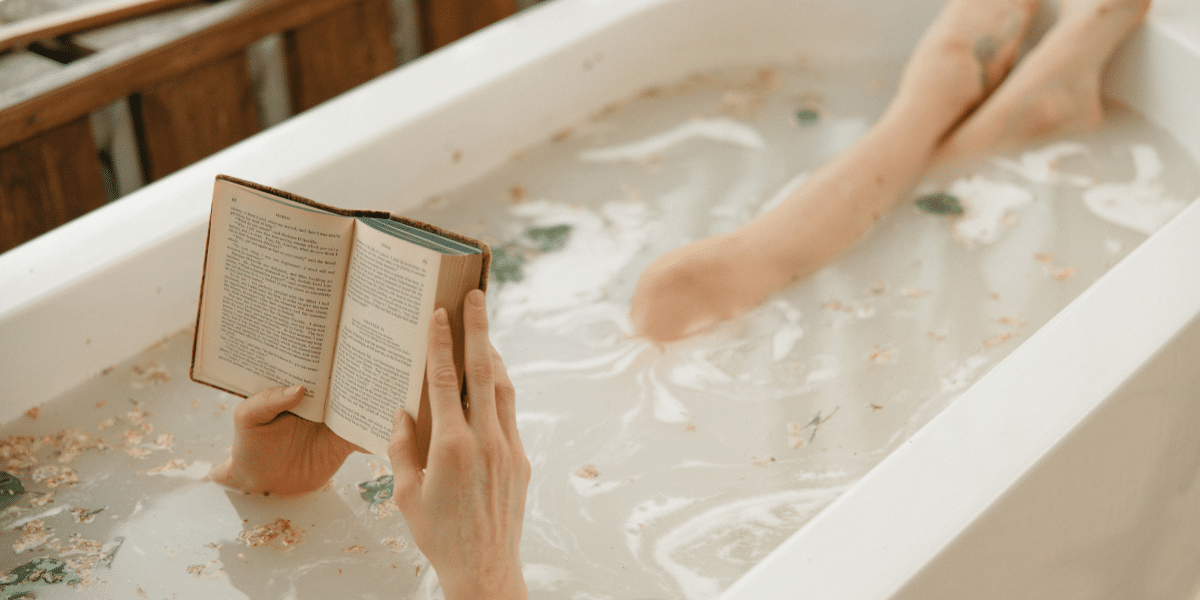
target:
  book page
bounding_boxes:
[194,180,353,421]
[325,223,439,455]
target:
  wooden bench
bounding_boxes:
[0,0,519,253]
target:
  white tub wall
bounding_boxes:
[1105,0,1200,162]
[890,311,1200,599]
[0,0,946,422]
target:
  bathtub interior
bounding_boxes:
[3,0,1200,598]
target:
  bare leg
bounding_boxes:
[630,0,1037,342]
[937,0,1150,161]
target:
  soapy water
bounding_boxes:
[2,62,1198,599]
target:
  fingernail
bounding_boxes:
[467,289,485,307]
[433,308,449,326]
[285,384,303,396]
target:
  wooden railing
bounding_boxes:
[0,0,520,253]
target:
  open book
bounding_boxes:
[191,175,489,457]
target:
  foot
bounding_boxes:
[937,0,1151,161]
[630,230,778,342]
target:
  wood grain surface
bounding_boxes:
[0,118,107,251]
[133,52,260,181]
[284,0,396,113]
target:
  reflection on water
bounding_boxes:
[2,63,1198,599]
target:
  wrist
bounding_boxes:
[209,460,257,494]
[437,561,527,600]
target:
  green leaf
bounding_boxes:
[101,536,126,569]
[490,243,526,284]
[915,192,964,215]
[357,475,394,507]
[0,558,79,598]
[0,472,24,510]
[491,225,571,285]
[795,107,819,126]
[524,225,572,252]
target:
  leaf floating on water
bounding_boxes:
[492,226,572,285]
[794,107,819,126]
[0,557,79,595]
[490,243,526,284]
[358,475,394,507]
[0,471,25,509]
[915,192,964,215]
[524,224,572,252]
[103,536,126,568]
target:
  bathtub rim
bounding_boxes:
[0,0,1199,597]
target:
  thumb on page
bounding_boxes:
[235,385,305,427]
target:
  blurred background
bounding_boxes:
[0,0,546,253]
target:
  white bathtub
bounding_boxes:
[3,0,1200,597]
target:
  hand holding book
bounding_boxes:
[389,290,531,600]
[208,383,363,496]
[197,176,527,598]
[209,290,531,600]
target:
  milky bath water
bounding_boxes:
[2,61,1197,599]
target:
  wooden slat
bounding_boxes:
[283,0,396,113]
[0,0,366,150]
[134,52,260,181]
[417,0,516,51]
[0,0,203,54]
[0,118,107,252]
